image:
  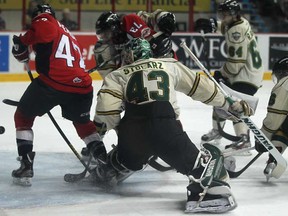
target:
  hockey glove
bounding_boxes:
[156,11,176,36]
[254,138,268,153]
[12,35,29,63]
[213,70,228,84]
[195,18,217,34]
[229,100,254,117]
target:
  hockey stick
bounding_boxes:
[216,115,242,142]
[64,154,93,182]
[180,41,287,179]
[227,152,262,178]
[2,99,19,106]
[87,54,120,73]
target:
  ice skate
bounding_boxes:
[201,129,222,145]
[81,147,98,164]
[12,152,35,186]
[223,134,252,156]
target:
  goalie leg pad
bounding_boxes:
[186,143,237,213]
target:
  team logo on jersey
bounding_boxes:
[141,27,151,39]
[232,32,241,41]
[73,77,82,83]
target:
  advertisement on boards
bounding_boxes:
[269,37,288,69]
[0,35,9,72]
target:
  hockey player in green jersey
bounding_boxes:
[195,0,264,153]
[90,38,255,213]
[255,56,288,181]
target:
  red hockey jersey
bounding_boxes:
[20,13,92,94]
[121,14,156,39]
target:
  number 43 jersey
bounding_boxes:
[19,13,92,94]
[96,58,227,130]
[219,17,264,88]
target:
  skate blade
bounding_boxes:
[13,177,32,186]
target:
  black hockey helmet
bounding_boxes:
[156,11,176,36]
[218,0,241,17]
[95,11,121,35]
[272,56,288,81]
[32,4,55,19]
[95,11,127,44]
[149,34,172,58]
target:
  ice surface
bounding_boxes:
[0,81,287,216]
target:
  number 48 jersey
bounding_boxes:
[96,58,227,130]
[20,13,92,94]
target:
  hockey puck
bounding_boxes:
[0,126,5,134]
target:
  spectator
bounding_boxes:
[0,8,6,30]
[60,8,78,31]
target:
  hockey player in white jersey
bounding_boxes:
[90,38,255,213]
[195,0,264,152]
[255,56,288,181]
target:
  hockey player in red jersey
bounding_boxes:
[11,4,107,186]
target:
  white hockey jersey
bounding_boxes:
[261,77,288,140]
[218,18,264,88]
[96,58,227,130]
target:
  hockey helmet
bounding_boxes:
[121,38,152,65]
[149,34,172,58]
[95,11,121,35]
[272,56,288,82]
[95,12,127,44]
[156,11,176,35]
[218,0,241,20]
[32,4,55,19]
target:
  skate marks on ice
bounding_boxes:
[0,152,188,214]
[0,152,288,216]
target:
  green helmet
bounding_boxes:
[122,38,152,65]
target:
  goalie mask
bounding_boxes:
[272,56,288,83]
[121,38,152,65]
[32,4,55,19]
[218,0,241,23]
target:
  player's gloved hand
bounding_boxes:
[229,100,254,117]
[254,138,268,153]
[213,70,228,84]
[156,11,176,36]
[11,35,29,63]
[87,140,107,164]
[195,18,217,34]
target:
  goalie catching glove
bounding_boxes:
[12,35,29,63]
